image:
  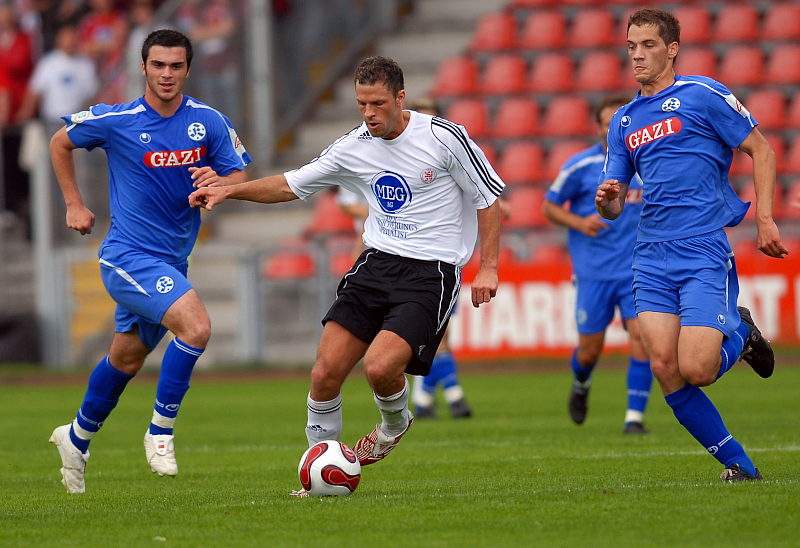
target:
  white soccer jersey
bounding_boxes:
[285,111,504,266]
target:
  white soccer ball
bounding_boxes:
[297,440,361,497]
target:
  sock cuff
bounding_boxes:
[375,377,410,402]
[103,356,135,380]
[172,337,205,356]
[664,382,695,407]
[307,393,342,413]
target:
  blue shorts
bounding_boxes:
[99,244,192,349]
[574,277,635,335]
[632,230,740,337]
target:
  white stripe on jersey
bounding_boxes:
[65,104,146,131]
[186,98,249,160]
[673,79,755,127]
[549,153,605,193]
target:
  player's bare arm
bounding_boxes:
[471,200,500,308]
[738,129,789,259]
[188,173,298,210]
[543,199,608,237]
[188,166,248,188]
[50,127,96,235]
[595,179,628,220]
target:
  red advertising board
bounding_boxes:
[450,252,800,359]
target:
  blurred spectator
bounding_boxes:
[0,2,34,227]
[181,0,240,126]
[124,0,166,101]
[78,0,127,101]
[18,24,98,128]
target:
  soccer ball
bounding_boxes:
[297,440,361,497]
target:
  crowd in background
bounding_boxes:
[0,0,242,237]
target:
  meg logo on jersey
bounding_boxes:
[625,117,682,151]
[144,146,207,168]
[371,170,412,214]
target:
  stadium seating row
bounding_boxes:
[471,3,800,52]
[441,92,800,141]
[433,44,800,97]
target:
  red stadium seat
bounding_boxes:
[541,96,591,137]
[731,134,786,177]
[496,142,545,185]
[761,3,800,40]
[569,9,616,48]
[745,90,786,131]
[431,56,479,97]
[675,47,716,79]
[519,11,567,50]
[305,190,356,236]
[788,92,800,129]
[263,251,314,279]
[470,12,517,52]
[527,53,573,93]
[502,187,548,228]
[765,133,787,174]
[718,46,764,87]
[765,45,800,86]
[479,54,528,95]
[491,97,540,139]
[674,6,712,44]
[738,179,783,221]
[713,4,760,43]
[476,141,498,167]
[786,136,800,174]
[783,179,800,219]
[576,51,623,92]
[544,140,591,180]
[508,0,556,8]
[445,99,490,138]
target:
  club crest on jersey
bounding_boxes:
[626,117,682,151]
[156,276,174,294]
[620,115,631,127]
[188,122,206,141]
[144,146,207,167]
[139,132,151,144]
[371,170,412,214]
[661,97,681,112]
[71,110,91,124]
[420,168,437,183]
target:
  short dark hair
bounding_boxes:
[594,94,631,123]
[141,29,193,67]
[628,8,681,47]
[354,56,404,96]
[409,97,440,115]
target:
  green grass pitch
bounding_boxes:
[1,361,798,547]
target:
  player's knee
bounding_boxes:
[309,360,344,398]
[682,366,716,387]
[576,347,601,365]
[179,319,211,348]
[362,357,394,386]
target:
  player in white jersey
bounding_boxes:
[190,56,503,493]
[48,30,249,493]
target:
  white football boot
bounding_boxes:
[49,424,89,494]
[144,431,178,476]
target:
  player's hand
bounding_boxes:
[66,205,95,235]
[595,179,621,208]
[189,166,221,188]
[579,214,609,237]
[756,220,789,259]
[471,268,498,308]
[188,186,228,210]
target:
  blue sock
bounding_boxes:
[422,353,450,393]
[70,357,134,453]
[570,349,595,384]
[716,321,751,379]
[626,358,652,414]
[665,383,757,475]
[435,352,459,390]
[149,338,204,435]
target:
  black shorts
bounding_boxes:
[322,249,461,375]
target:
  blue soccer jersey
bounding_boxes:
[63,95,251,262]
[546,143,643,280]
[603,75,752,242]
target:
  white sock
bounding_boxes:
[443,385,464,404]
[305,393,342,446]
[374,377,410,436]
[624,409,644,424]
[411,375,434,407]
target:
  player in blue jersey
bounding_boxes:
[596,9,788,482]
[47,29,250,493]
[544,94,653,434]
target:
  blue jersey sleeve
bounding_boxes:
[705,84,757,149]
[602,111,635,185]
[546,163,581,206]
[204,112,251,175]
[62,104,113,151]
